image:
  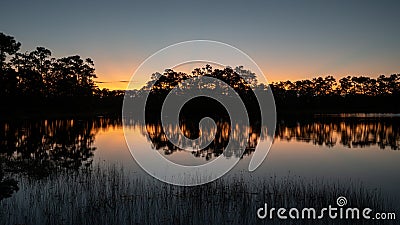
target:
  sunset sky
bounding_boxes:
[1,0,400,90]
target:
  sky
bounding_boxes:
[1,0,400,90]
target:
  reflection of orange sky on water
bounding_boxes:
[93,124,400,196]
[94,124,400,168]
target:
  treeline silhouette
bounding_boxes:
[2,32,400,115]
[271,75,400,113]
[130,65,400,114]
[0,32,123,114]
[141,65,261,118]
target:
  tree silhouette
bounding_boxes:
[0,32,124,113]
[50,55,97,97]
[0,32,21,72]
[0,33,21,98]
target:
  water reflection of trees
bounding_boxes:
[276,118,400,150]
[0,117,121,177]
[1,116,399,179]
[143,119,264,160]
[143,117,400,162]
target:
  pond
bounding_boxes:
[1,114,399,224]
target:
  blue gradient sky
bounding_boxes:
[1,0,400,89]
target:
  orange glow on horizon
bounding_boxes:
[94,63,400,90]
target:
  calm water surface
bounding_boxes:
[98,115,400,200]
[1,114,400,207]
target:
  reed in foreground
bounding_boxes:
[0,163,394,225]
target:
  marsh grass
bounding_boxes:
[0,163,395,225]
